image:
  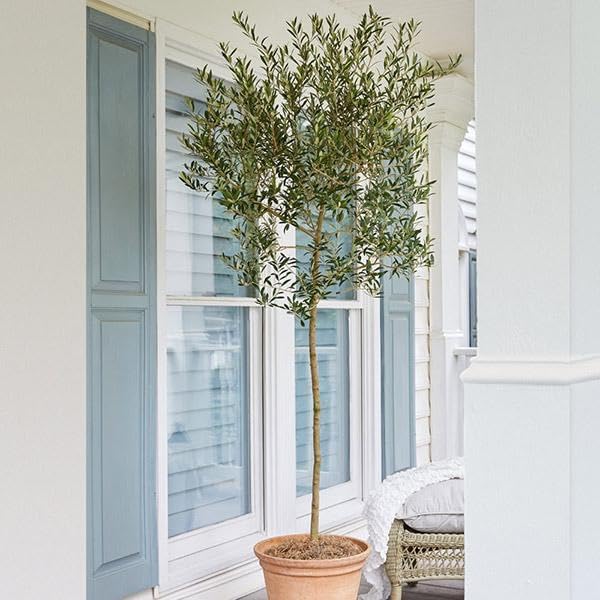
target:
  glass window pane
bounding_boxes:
[167,305,251,536]
[165,60,250,298]
[295,226,355,301]
[295,309,350,497]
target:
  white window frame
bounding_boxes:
[154,17,383,596]
[156,23,266,591]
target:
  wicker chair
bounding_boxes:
[384,519,464,600]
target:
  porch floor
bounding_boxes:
[241,579,464,599]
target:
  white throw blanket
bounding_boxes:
[360,457,464,600]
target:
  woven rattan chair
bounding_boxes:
[384,519,464,600]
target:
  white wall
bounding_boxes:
[0,1,87,598]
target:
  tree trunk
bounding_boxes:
[308,301,321,539]
[309,206,325,539]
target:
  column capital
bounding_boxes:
[427,74,474,151]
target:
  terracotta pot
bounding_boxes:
[254,534,370,599]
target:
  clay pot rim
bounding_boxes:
[254,533,371,568]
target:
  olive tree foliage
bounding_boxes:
[180,8,460,539]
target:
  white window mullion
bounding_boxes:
[348,308,364,497]
[262,221,297,538]
[263,305,297,537]
[155,23,169,586]
[361,293,383,495]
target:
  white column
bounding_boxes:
[427,75,473,460]
[465,1,600,598]
[0,1,86,599]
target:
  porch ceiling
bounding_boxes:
[330,0,474,80]
[126,1,473,80]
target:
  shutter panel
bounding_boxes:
[87,8,157,599]
[381,274,415,477]
[469,250,478,347]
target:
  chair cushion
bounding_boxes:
[396,478,464,534]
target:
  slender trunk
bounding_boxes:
[309,207,325,539]
[308,302,321,538]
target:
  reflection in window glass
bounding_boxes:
[295,225,355,301]
[165,60,250,298]
[165,60,253,538]
[295,309,350,496]
[167,305,251,537]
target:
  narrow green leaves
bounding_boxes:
[180,8,460,317]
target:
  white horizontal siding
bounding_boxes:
[458,121,477,250]
[165,63,247,299]
[414,202,431,465]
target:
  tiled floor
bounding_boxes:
[241,579,464,599]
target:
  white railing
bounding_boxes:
[453,346,478,456]
[453,346,478,359]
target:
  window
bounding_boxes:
[295,309,351,497]
[163,60,263,576]
[292,216,363,523]
[167,305,250,535]
[157,27,382,592]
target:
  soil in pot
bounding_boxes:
[265,535,363,560]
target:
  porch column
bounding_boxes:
[427,75,473,460]
[465,1,600,598]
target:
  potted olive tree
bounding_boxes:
[181,8,459,599]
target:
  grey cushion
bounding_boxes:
[396,478,464,534]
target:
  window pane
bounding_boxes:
[295,227,355,301]
[165,60,250,298]
[295,309,350,497]
[167,305,251,536]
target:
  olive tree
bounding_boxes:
[180,8,459,539]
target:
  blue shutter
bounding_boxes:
[381,274,415,477]
[469,250,478,347]
[87,8,157,599]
